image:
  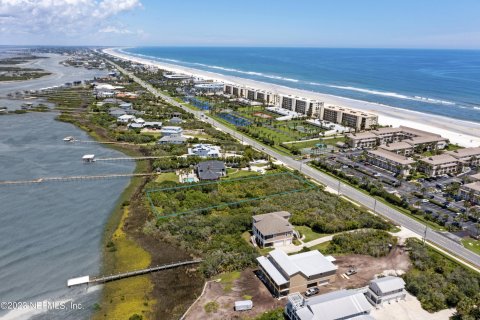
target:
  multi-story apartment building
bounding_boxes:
[447,147,480,167]
[458,182,480,204]
[347,126,448,151]
[379,142,415,156]
[223,84,377,129]
[366,149,416,176]
[418,154,461,177]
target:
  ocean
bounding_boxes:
[123,47,480,122]
[0,52,135,319]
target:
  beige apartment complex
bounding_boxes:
[224,84,378,130]
[417,154,461,177]
[347,126,448,151]
[366,149,416,176]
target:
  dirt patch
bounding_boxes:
[323,247,411,293]
[253,112,272,119]
[185,269,283,320]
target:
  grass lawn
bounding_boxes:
[461,238,480,255]
[309,241,331,253]
[226,168,260,179]
[295,225,327,242]
[155,172,178,183]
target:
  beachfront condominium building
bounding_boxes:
[252,211,294,248]
[257,249,337,297]
[285,290,373,320]
[366,149,416,177]
[417,154,461,177]
[320,105,378,131]
[347,126,449,151]
[223,84,378,130]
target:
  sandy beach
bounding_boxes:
[104,48,480,148]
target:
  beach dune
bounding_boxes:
[104,48,480,148]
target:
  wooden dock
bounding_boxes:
[67,259,202,287]
[94,156,174,162]
[0,173,160,186]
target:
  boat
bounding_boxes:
[63,136,75,142]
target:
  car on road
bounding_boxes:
[305,287,320,297]
[421,199,430,203]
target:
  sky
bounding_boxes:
[1,0,479,49]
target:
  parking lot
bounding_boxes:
[312,150,480,238]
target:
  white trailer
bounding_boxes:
[234,300,253,311]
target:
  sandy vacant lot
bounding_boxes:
[185,246,411,319]
[184,268,283,320]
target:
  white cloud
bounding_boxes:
[99,26,134,34]
[0,0,142,37]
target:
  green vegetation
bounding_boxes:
[325,230,396,257]
[204,301,219,313]
[461,238,480,256]
[147,172,313,217]
[252,308,286,320]
[404,239,480,318]
[151,171,391,277]
[295,225,326,242]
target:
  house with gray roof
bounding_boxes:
[195,160,226,180]
[252,211,294,248]
[285,290,373,320]
[108,107,126,117]
[157,134,187,145]
[257,249,337,297]
[366,276,406,306]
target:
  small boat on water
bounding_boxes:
[63,136,75,142]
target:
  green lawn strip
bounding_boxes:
[295,225,327,242]
[308,241,331,253]
[461,238,480,256]
[309,164,444,231]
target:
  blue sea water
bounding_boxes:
[123,47,480,123]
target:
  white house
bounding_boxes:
[366,276,406,306]
[117,114,136,124]
[188,144,222,158]
[160,126,183,136]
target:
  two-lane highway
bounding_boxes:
[109,59,480,269]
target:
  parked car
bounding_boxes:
[305,287,320,297]
[422,199,429,203]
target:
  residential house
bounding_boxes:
[157,134,187,145]
[195,160,226,180]
[285,290,373,320]
[366,276,406,306]
[188,144,222,158]
[257,249,337,297]
[160,126,183,136]
[252,211,294,248]
[117,114,136,124]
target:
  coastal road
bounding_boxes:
[110,61,480,269]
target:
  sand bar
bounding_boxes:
[104,48,480,147]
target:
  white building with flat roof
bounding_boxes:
[285,290,373,320]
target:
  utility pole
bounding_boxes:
[337,180,341,196]
[373,199,377,214]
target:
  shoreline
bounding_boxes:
[105,47,480,148]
